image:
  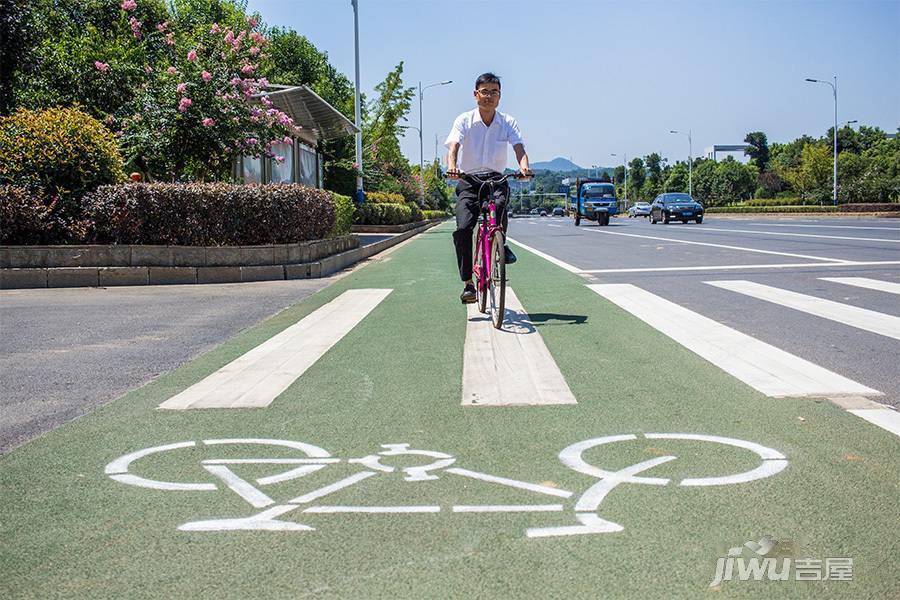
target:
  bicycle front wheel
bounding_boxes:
[489,231,506,329]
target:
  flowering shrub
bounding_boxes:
[83,183,335,245]
[106,7,303,180]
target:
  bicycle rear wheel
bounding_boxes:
[489,231,506,329]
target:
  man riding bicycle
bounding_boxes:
[445,72,533,304]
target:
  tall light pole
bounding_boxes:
[670,129,692,196]
[351,0,363,203]
[418,80,452,207]
[806,76,838,205]
[611,153,627,208]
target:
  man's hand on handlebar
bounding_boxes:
[515,169,534,179]
[445,168,462,180]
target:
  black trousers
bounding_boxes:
[452,175,510,282]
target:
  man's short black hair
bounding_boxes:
[475,72,501,90]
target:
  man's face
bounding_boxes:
[474,82,501,109]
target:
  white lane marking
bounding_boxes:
[462,287,577,406]
[762,224,900,231]
[179,505,314,532]
[288,471,377,504]
[201,458,341,465]
[820,277,900,296]
[452,504,564,513]
[202,465,274,508]
[507,237,582,273]
[303,506,441,513]
[445,467,574,498]
[681,226,900,244]
[159,289,393,409]
[547,224,563,228]
[587,284,880,398]
[584,228,850,263]
[706,280,900,341]
[847,409,900,439]
[579,260,900,274]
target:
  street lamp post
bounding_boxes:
[670,129,692,196]
[805,76,838,205]
[611,153,627,209]
[351,0,364,203]
[418,80,452,207]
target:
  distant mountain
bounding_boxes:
[531,157,583,172]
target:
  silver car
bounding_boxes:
[627,202,651,218]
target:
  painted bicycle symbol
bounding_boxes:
[105,433,788,538]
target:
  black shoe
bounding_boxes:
[460,283,477,304]
[504,245,517,264]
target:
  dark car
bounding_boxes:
[650,193,704,224]
[552,207,565,216]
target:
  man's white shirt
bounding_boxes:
[444,109,524,174]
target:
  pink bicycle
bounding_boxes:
[462,171,532,329]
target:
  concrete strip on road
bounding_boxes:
[587,283,880,398]
[706,280,900,341]
[584,228,851,263]
[578,261,900,274]
[462,287,577,406]
[819,277,900,296]
[158,288,393,409]
[847,409,900,439]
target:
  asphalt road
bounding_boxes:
[509,214,900,408]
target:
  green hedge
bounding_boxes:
[423,210,451,220]
[355,202,426,225]
[327,192,354,238]
[365,191,405,204]
[83,183,335,245]
[743,198,804,207]
[706,205,839,214]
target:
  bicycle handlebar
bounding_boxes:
[447,170,533,182]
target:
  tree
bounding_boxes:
[744,131,769,171]
[627,157,645,199]
[0,0,34,115]
[711,157,757,205]
[778,143,832,202]
[643,152,665,198]
[663,162,689,193]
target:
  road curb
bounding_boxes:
[0,221,440,289]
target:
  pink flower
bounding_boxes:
[202,118,215,127]
[187,49,198,62]
[249,46,260,56]
[240,64,255,75]
[246,137,258,145]
[166,66,177,75]
[165,32,174,46]
[129,16,141,39]
[274,155,284,163]
[120,0,137,11]
[178,97,192,112]
[94,61,109,72]
[156,21,168,33]
[230,77,241,86]
[224,31,234,44]
[247,15,258,28]
[258,77,269,88]
[283,136,292,144]
[210,23,220,34]
[201,70,212,82]
[143,64,153,74]
[176,83,187,93]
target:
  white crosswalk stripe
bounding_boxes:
[587,283,880,398]
[705,280,900,341]
[159,289,393,409]
[819,277,900,296]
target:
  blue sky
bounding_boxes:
[247,0,899,169]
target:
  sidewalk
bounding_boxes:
[1,222,897,599]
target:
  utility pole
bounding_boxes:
[351,0,363,203]
[806,76,838,205]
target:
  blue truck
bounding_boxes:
[568,179,618,226]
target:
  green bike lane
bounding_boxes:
[1,222,897,599]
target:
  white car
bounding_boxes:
[627,202,651,218]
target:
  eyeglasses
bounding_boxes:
[476,89,501,98]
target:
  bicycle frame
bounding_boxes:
[473,199,501,298]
